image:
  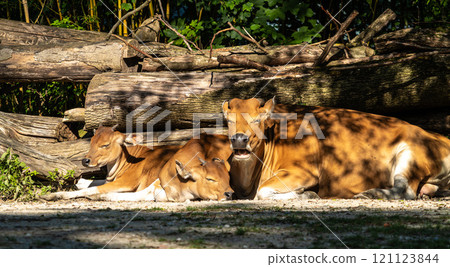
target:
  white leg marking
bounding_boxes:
[89,180,159,201]
[75,178,107,190]
[42,187,100,200]
[257,187,297,200]
[391,142,413,184]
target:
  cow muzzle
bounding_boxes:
[230,133,251,160]
[82,158,91,167]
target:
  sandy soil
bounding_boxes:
[0,198,448,249]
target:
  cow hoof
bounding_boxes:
[353,193,371,199]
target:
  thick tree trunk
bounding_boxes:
[0,40,140,82]
[0,18,110,45]
[84,52,449,133]
[374,28,449,54]
[0,111,77,144]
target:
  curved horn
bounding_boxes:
[111,124,119,131]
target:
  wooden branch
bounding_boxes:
[320,5,351,41]
[227,22,269,54]
[350,8,396,46]
[314,10,359,66]
[157,0,166,20]
[210,27,233,58]
[155,14,205,54]
[107,0,151,40]
[217,55,275,71]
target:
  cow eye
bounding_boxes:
[101,144,110,148]
[206,177,216,182]
[252,119,261,123]
[227,120,235,124]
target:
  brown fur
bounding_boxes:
[223,98,450,199]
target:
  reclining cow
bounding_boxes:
[41,125,180,201]
[222,97,450,200]
[90,133,234,202]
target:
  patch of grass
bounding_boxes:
[145,207,165,212]
[189,239,207,248]
[235,227,247,236]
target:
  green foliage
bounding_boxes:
[50,17,84,30]
[163,0,322,47]
[0,149,75,201]
[0,82,87,117]
[0,148,37,201]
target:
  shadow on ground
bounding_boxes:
[0,200,448,249]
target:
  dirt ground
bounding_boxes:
[0,198,448,249]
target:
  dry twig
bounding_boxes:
[226,22,269,54]
[107,0,152,40]
[209,27,233,58]
[314,10,359,66]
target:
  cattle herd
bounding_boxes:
[42,97,450,202]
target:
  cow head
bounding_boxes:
[82,125,137,168]
[175,157,233,201]
[222,97,275,160]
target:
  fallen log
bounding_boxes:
[140,43,341,71]
[0,18,110,45]
[63,108,86,123]
[84,52,449,133]
[374,28,449,54]
[0,40,140,82]
[0,134,80,178]
[0,111,77,144]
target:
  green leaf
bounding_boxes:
[250,24,261,31]
[305,8,314,17]
[122,3,133,11]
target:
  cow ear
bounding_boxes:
[222,100,230,118]
[124,133,143,146]
[175,160,195,181]
[260,96,275,115]
[114,132,126,145]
